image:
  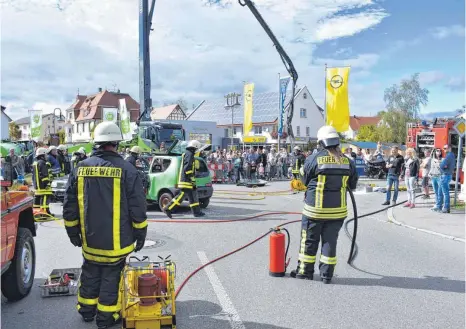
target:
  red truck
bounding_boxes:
[1,157,37,301]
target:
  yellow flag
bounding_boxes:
[243,83,254,135]
[325,67,350,132]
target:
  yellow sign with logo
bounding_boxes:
[453,118,465,136]
[243,136,266,143]
[325,67,350,132]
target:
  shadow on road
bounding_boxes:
[335,275,465,293]
[177,299,291,329]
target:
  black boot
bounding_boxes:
[290,270,313,280]
[162,207,172,218]
[321,277,332,284]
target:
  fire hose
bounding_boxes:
[149,189,434,299]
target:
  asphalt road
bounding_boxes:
[2,181,464,329]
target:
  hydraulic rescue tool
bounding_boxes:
[120,256,176,329]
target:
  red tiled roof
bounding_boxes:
[349,115,381,131]
[150,104,183,120]
[74,90,140,122]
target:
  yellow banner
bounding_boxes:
[325,67,350,132]
[243,136,266,143]
[243,83,254,136]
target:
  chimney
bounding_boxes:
[98,87,102,92]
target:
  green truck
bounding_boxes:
[142,139,213,210]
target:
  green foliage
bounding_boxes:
[356,125,378,142]
[383,73,429,119]
[8,122,21,141]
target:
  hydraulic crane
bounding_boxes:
[138,0,299,148]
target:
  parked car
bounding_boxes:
[1,157,37,301]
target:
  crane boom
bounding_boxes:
[238,0,299,147]
[138,0,157,124]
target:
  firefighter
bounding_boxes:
[57,144,71,176]
[32,147,54,214]
[163,140,205,218]
[125,146,140,167]
[47,146,61,178]
[62,121,147,329]
[290,125,358,284]
[291,146,306,179]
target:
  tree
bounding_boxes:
[8,122,21,141]
[380,110,409,144]
[383,73,429,119]
[356,125,378,142]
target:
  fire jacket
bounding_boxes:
[47,154,61,177]
[177,148,196,189]
[57,151,71,176]
[292,153,306,174]
[302,149,358,220]
[32,158,53,195]
[62,150,147,264]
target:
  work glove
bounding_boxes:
[68,234,82,247]
[134,227,147,252]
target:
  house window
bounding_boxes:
[303,92,307,99]
[254,126,262,135]
[296,126,300,136]
[300,108,307,118]
[306,127,310,137]
[233,127,237,135]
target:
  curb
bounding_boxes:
[387,207,465,243]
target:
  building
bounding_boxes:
[68,88,140,143]
[13,113,65,142]
[187,85,324,148]
[150,104,187,121]
[1,106,13,140]
[343,115,381,140]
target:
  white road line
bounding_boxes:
[197,251,246,329]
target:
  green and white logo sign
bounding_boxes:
[118,99,133,141]
[29,110,43,142]
[102,108,118,123]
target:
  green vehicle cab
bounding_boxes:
[146,140,213,211]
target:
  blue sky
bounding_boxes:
[1,0,464,120]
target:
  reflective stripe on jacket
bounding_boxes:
[32,159,53,195]
[292,153,306,174]
[302,149,358,220]
[177,149,195,189]
[62,151,147,264]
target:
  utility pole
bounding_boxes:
[224,92,241,150]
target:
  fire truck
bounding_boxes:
[406,117,464,182]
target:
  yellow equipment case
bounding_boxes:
[121,256,176,329]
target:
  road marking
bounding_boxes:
[197,251,245,329]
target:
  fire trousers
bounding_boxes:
[165,188,201,215]
[33,192,53,214]
[77,259,125,327]
[295,216,344,279]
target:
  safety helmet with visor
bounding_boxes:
[317,125,340,149]
[35,147,48,157]
[92,122,123,148]
[187,140,201,150]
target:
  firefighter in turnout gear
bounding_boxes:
[292,146,306,179]
[163,140,205,218]
[290,125,358,284]
[125,146,140,167]
[57,144,71,176]
[62,121,147,329]
[32,147,54,214]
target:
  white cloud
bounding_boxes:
[314,10,388,42]
[419,71,447,85]
[314,53,380,71]
[431,25,465,39]
[1,0,388,121]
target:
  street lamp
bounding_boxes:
[224,92,241,150]
[53,108,64,134]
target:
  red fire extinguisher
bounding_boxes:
[269,227,290,277]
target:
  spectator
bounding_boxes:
[373,142,384,160]
[420,149,432,199]
[402,148,419,209]
[438,144,456,213]
[429,148,443,212]
[363,149,373,162]
[382,146,404,205]
[9,148,19,180]
[267,148,278,180]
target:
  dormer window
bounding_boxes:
[303,92,307,99]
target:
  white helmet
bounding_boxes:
[293,146,301,152]
[93,121,123,143]
[58,144,66,151]
[35,147,47,157]
[130,146,141,154]
[47,145,57,153]
[317,125,340,148]
[187,140,201,150]
[78,147,86,155]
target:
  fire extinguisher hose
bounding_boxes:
[167,192,429,299]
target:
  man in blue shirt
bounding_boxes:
[437,144,456,213]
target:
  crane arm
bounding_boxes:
[238,0,299,145]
